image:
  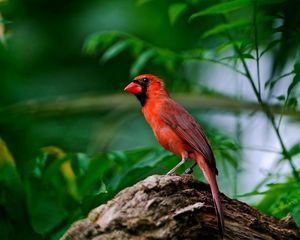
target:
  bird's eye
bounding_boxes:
[142,78,149,83]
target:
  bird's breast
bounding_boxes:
[142,103,186,156]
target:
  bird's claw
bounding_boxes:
[184,168,193,174]
[166,170,176,176]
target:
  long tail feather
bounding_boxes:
[195,156,224,238]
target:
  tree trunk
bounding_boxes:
[61,175,300,240]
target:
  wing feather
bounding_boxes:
[160,99,217,171]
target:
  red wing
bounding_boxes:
[160,99,217,171]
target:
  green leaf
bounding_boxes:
[101,39,130,63]
[264,79,273,89]
[220,53,254,61]
[83,31,119,55]
[216,43,231,54]
[216,42,236,54]
[0,163,25,236]
[182,48,206,59]
[286,97,298,109]
[110,148,154,168]
[27,189,68,234]
[287,77,300,96]
[211,134,239,169]
[189,0,251,21]
[292,205,300,226]
[294,62,300,74]
[256,181,300,223]
[202,20,250,38]
[236,190,266,198]
[266,75,296,93]
[168,3,188,25]
[133,149,172,169]
[219,150,238,168]
[131,39,144,56]
[276,95,285,101]
[220,138,240,151]
[109,149,175,191]
[130,49,155,77]
[73,153,111,198]
[287,143,300,158]
[265,77,280,90]
[25,156,67,234]
[260,40,280,58]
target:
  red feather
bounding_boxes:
[159,98,217,174]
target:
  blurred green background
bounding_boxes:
[1,0,300,239]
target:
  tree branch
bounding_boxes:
[1,94,300,121]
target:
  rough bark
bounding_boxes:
[61,175,300,240]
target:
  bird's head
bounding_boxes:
[124,74,166,106]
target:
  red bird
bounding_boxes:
[124,74,224,237]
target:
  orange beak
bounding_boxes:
[124,82,142,94]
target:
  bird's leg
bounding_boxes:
[183,162,197,174]
[166,152,188,175]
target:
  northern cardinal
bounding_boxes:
[124,74,224,237]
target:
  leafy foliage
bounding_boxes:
[168,3,188,25]
[189,0,252,20]
[84,31,182,77]
[256,179,300,226]
[0,144,176,239]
